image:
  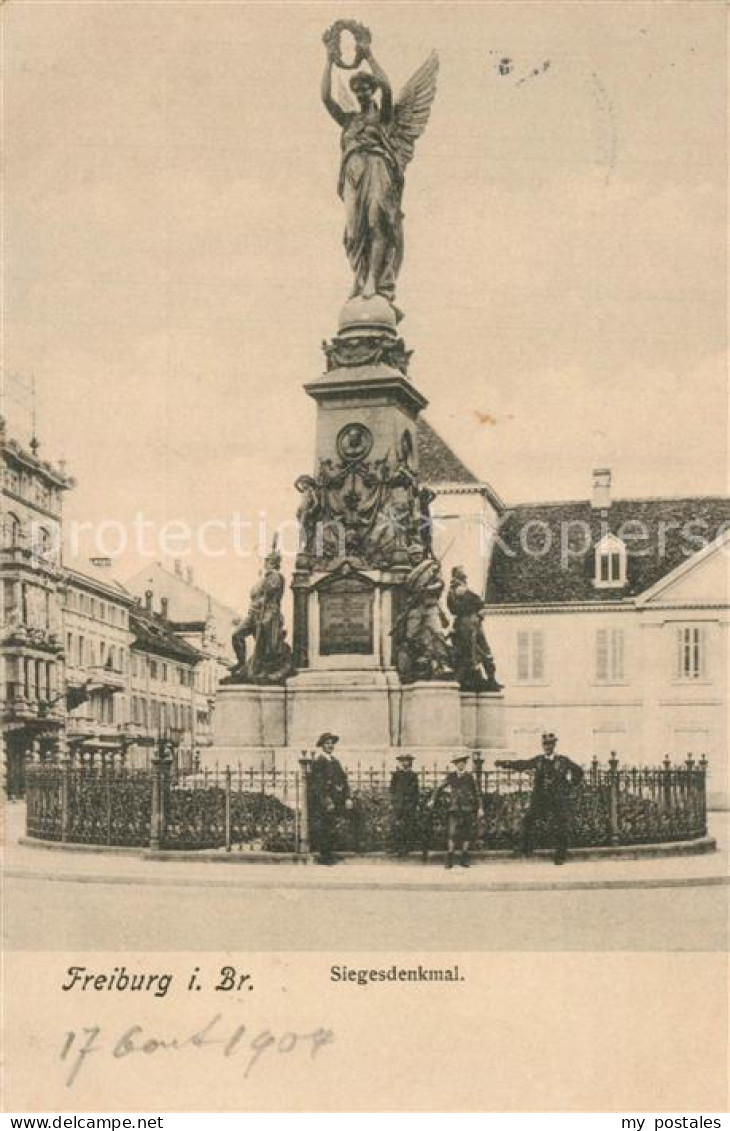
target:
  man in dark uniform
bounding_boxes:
[496,733,584,864]
[389,753,420,856]
[308,732,352,865]
[430,753,481,869]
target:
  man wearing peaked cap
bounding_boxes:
[309,732,351,864]
[429,753,481,869]
[496,733,584,864]
[389,753,420,857]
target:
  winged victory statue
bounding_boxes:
[321,21,439,310]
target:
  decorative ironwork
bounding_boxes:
[24,756,708,855]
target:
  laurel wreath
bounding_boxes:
[322,20,372,70]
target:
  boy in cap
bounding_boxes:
[309,732,352,865]
[430,753,481,868]
[389,753,420,857]
[496,733,584,864]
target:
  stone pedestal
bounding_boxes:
[286,668,400,753]
[399,680,463,748]
[461,691,507,752]
[213,684,286,749]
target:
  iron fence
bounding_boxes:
[23,753,708,854]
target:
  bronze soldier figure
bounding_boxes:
[447,566,502,692]
[497,733,584,864]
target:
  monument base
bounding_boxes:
[460,691,507,751]
[213,684,286,748]
[399,680,463,747]
[285,667,400,749]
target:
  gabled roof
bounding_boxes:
[485,496,730,606]
[129,605,203,664]
[417,419,480,485]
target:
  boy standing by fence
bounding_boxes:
[429,753,481,869]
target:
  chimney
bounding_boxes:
[174,559,183,577]
[591,468,612,510]
[145,588,153,611]
[160,597,169,619]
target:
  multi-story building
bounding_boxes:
[63,558,134,762]
[484,470,730,807]
[1,419,74,796]
[125,561,236,749]
[127,591,203,770]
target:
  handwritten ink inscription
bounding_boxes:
[59,1014,335,1088]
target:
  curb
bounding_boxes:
[4,865,728,895]
[17,834,718,865]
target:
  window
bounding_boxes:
[162,663,168,683]
[593,535,627,589]
[90,597,96,618]
[99,601,106,621]
[516,630,545,682]
[595,628,625,682]
[676,625,706,681]
[150,660,158,681]
[4,468,20,495]
[2,512,21,548]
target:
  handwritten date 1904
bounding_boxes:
[60,1014,335,1088]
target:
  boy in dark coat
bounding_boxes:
[430,753,481,869]
[389,753,420,856]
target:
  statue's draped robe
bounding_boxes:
[339,115,403,300]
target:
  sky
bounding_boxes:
[3,1,727,607]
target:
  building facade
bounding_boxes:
[127,592,203,770]
[125,560,236,749]
[1,420,74,796]
[484,471,730,807]
[63,560,134,762]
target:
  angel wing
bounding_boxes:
[390,50,440,173]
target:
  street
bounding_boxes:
[4,871,727,951]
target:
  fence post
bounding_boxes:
[225,765,232,853]
[59,735,71,844]
[661,754,672,815]
[608,752,620,845]
[150,743,172,850]
[473,751,484,794]
[298,752,312,860]
[699,754,708,834]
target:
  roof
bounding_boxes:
[125,562,238,626]
[485,496,730,606]
[129,605,204,664]
[66,562,133,604]
[417,418,480,485]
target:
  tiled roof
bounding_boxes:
[485,496,730,605]
[417,418,480,485]
[130,606,203,663]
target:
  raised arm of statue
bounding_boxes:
[365,47,392,122]
[321,56,348,127]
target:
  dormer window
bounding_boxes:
[594,534,626,589]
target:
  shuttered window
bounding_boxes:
[676,625,705,680]
[596,628,625,682]
[516,630,546,682]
